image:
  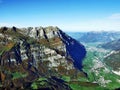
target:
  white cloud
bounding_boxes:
[60,14,120,32]
[1,13,120,32]
[108,13,120,19]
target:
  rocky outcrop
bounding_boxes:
[0,26,86,89]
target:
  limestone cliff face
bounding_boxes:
[0,26,87,89]
[0,26,86,73]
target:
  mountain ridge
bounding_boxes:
[78,31,120,43]
[0,26,87,89]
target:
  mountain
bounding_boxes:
[104,51,120,71]
[100,39,120,50]
[1,27,120,90]
[78,31,120,43]
[0,26,87,89]
[101,38,120,73]
[66,32,85,40]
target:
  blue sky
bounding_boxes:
[0,0,120,32]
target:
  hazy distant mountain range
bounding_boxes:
[67,31,120,43]
[100,39,120,50]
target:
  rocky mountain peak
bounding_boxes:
[0,26,87,89]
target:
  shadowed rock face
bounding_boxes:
[13,43,22,64]
[43,29,49,42]
[58,30,87,71]
[2,27,8,33]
